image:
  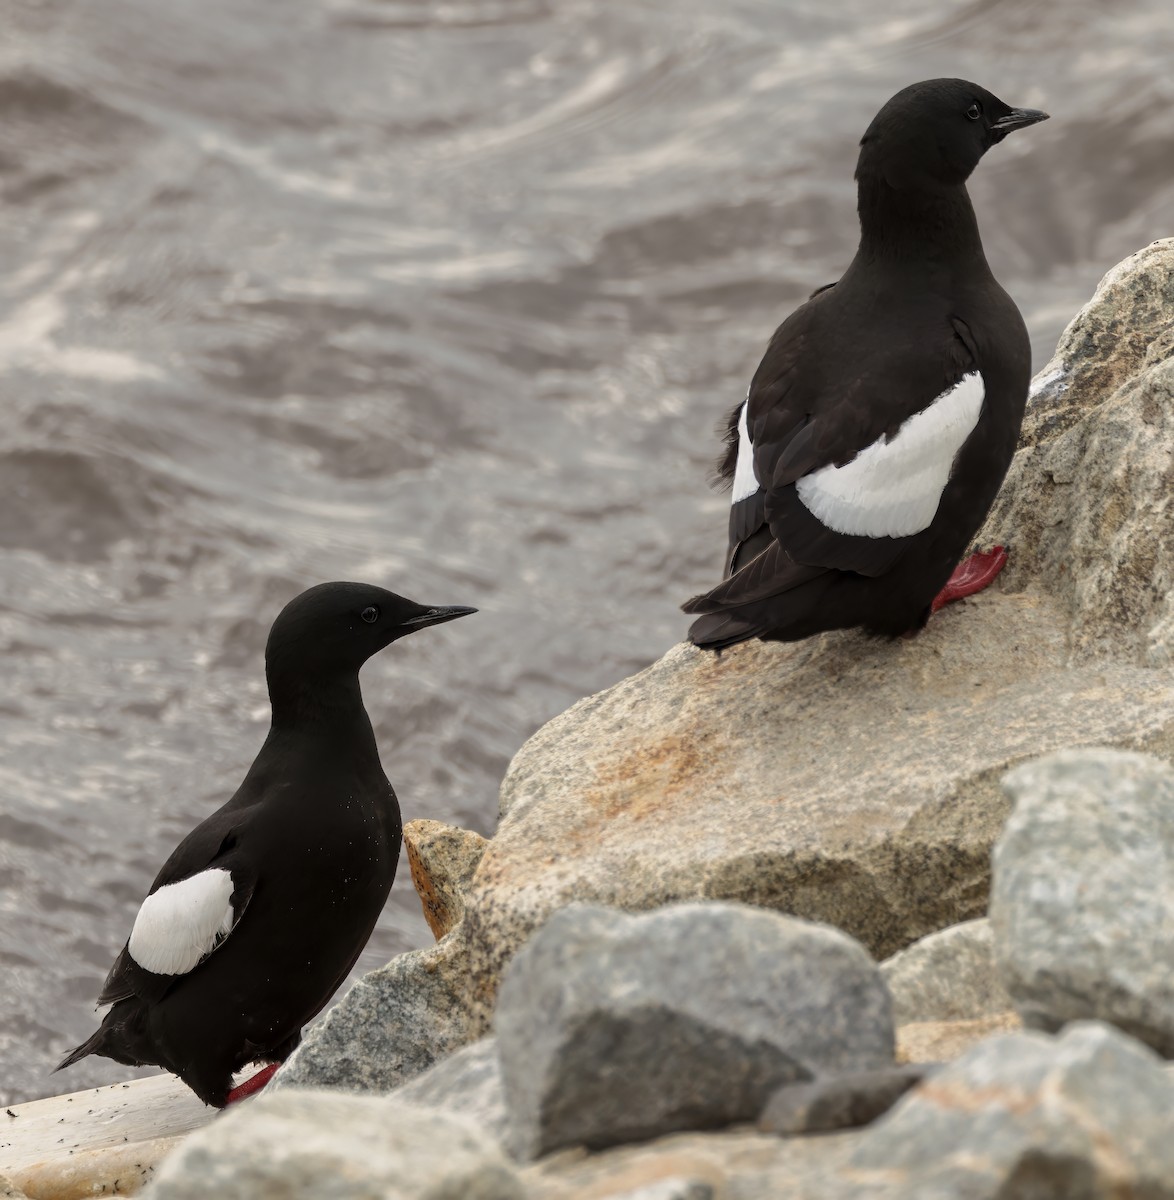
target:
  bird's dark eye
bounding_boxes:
[360,606,380,624]
[966,102,982,121]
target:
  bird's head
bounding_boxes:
[856,78,1048,192]
[264,581,477,686]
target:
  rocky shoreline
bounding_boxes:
[4,238,1173,1199]
[151,737,1174,1198]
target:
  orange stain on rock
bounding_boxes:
[405,837,450,940]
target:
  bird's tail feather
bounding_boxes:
[56,1000,153,1072]
[685,541,841,650]
[687,608,774,650]
[687,577,842,649]
[56,1027,109,1072]
[683,540,823,616]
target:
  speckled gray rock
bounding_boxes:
[991,747,1174,1054]
[468,611,1174,972]
[273,939,486,1095]
[390,1038,509,1147]
[847,1021,1174,1197]
[979,237,1174,663]
[757,1064,932,1136]
[147,1091,526,1200]
[881,918,1013,1023]
[495,903,894,1159]
[523,1026,1174,1198]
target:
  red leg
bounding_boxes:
[225,1063,279,1105]
[931,546,1008,614]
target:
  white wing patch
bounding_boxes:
[795,372,985,538]
[731,396,759,504]
[128,868,235,976]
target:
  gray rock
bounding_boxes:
[523,1027,1174,1198]
[979,237,1174,664]
[494,902,894,1159]
[848,1021,1174,1197]
[991,747,1174,1054]
[146,1091,526,1200]
[273,939,486,1095]
[757,1064,932,1136]
[610,1183,714,1200]
[390,1038,510,1146]
[880,918,1013,1023]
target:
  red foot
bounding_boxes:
[225,1063,279,1105]
[931,546,1008,614]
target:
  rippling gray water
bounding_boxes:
[1,0,1171,1104]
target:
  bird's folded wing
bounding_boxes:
[716,311,813,568]
[97,808,257,1005]
[746,317,980,579]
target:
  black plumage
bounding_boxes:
[58,582,475,1107]
[684,79,1048,649]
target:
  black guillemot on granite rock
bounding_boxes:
[684,78,1048,649]
[57,581,476,1107]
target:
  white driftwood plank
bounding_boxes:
[1,1074,212,1198]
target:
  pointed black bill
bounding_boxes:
[992,107,1049,134]
[399,605,478,630]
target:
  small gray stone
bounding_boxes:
[610,1182,714,1200]
[146,1091,526,1200]
[757,1064,932,1136]
[273,940,482,1095]
[991,748,1174,1054]
[880,918,1013,1023]
[848,1021,1174,1197]
[495,902,894,1159]
[391,1038,509,1146]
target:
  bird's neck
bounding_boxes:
[236,676,388,810]
[266,672,379,752]
[853,175,989,271]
